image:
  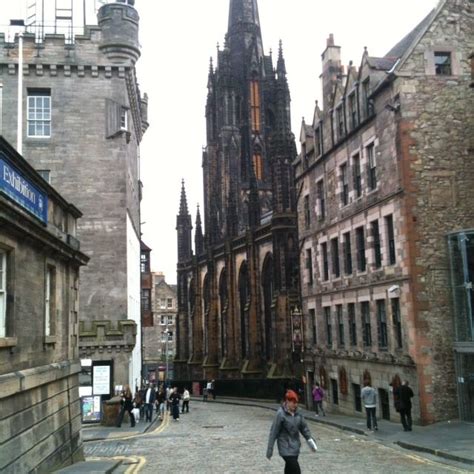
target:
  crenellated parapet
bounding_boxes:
[79,320,137,354]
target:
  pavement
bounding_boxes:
[59,397,473,472]
[205,397,474,467]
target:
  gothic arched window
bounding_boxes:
[238,262,250,358]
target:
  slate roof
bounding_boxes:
[367,56,399,71]
[385,9,436,58]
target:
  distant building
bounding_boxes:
[0,0,149,390]
[142,272,177,383]
[175,0,301,392]
[0,137,88,472]
[295,0,473,424]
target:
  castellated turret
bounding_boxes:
[98,1,140,64]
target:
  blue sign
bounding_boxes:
[0,153,48,224]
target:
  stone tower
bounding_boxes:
[0,0,149,389]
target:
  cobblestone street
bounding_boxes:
[84,402,470,473]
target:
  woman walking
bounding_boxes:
[116,384,135,428]
[266,390,317,473]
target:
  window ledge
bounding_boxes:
[44,335,57,345]
[0,337,18,348]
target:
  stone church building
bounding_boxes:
[295,0,473,424]
[175,0,302,393]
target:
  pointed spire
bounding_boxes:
[195,204,204,255]
[179,179,189,216]
[277,39,286,76]
[228,0,261,32]
[227,0,264,61]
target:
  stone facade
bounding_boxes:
[142,272,177,382]
[175,0,301,390]
[295,0,473,424]
[0,1,149,389]
[0,137,88,472]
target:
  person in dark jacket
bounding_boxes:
[116,384,135,428]
[266,390,317,473]
[394,380,414,431]
[169,387,181,421]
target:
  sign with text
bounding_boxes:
[93,365,111,396]
[0,154,48,224]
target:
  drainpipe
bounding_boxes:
[17,31,23,155]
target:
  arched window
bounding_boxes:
[262,254,274,361]
[219,269,228,358]
[250,79,261,133]
[238,262,250,358]
[203,274,210,355]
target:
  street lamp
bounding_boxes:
[163,328,169,386]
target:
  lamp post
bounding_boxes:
[163,328,169,386]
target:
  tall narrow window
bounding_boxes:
[141,289,151,311]
[367,143,377,190]
[385,215,396,265]
[120,107,128,130]
[343,232,352,275]
[304,195,311,229]
[331,238,340,278]
[353,153,362,198]
[377,300,388,348]
[309,308,317,345]
[321,242,329,281]
[362,79,373,117]
[325,307,332,347]
[391,298,403,349]
[336,105,344,139]
[317,180,325,220]
[305,248,313,286]
[434,52,452,76]
[356,227,366,272]
[348,93,358,130]
[337,305,344,346]
[340,163,349,206]
[361,301,372,347]
[250,80,261,132]
[348,303,357,346]
[45,267,56,337]
[314,126,322,156]
[371,220,382,269]
[27,89,51,138]
[252,154,263,180]
[0,250,6,338]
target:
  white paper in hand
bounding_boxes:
[307,438,318,452]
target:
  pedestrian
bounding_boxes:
[202,385,208,401]
[182,387,190,413]
[166,386,172,412]
[312,382,325,417]
[211,379,216,400]
[394,380,414,431]
[156,387,166,421]
[169,387,181,421]
[206,380,213,400]
[144,383,157,422]
[361,380,378,431]
[266,389,317,473]
[116,384,135,428]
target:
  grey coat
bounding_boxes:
[266,405,313,458]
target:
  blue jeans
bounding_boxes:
[365,407,377,430]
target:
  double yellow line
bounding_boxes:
[86,412,171,473]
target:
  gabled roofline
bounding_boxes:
[393,0,446,74]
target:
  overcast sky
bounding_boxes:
[0,0,439,283]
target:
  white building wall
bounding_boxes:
[127,213,142,390]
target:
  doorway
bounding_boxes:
[456,352,474,421]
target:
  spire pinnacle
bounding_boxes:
[179,179,189,216]
[277,39,286,75]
